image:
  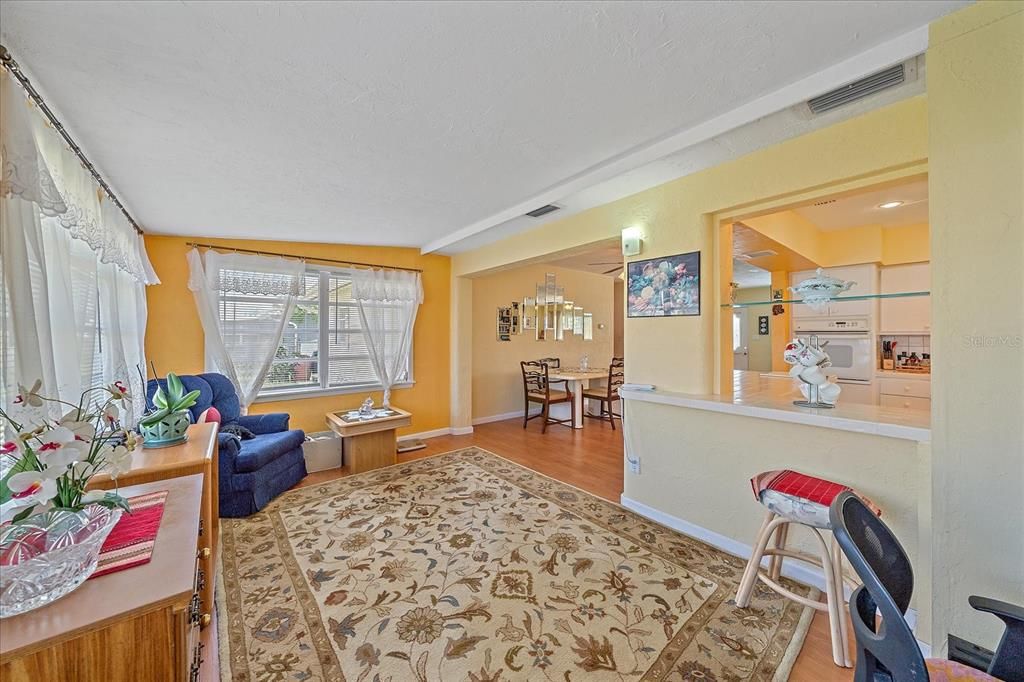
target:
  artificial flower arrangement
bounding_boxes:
[0,380,137,525]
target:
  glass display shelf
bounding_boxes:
[722,291,929,309]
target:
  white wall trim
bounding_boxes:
[472,408,540,426]
[619,494,929,652]
[450,426,474,436]
[399,427,454,441]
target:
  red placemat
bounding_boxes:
[89,489,168,579]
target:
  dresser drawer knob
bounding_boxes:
[201,613,212,628]
[198,546,211,559]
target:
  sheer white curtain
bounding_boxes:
[186,248,305,409]
[350,268,422,406]
[1,69,157,425]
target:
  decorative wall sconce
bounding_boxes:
[621,226,644,257]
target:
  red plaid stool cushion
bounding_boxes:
[750,469,881,529]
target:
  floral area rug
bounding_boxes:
[220,448,815,681]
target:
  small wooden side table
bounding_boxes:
[89,422,218,628]
[325,406,412,474]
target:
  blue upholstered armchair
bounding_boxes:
[146,373,307,517]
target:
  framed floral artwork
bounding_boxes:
[626,251,700,317]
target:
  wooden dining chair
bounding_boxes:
[520,360,574,433]
[537,357,561,368]
[583,357,624,429]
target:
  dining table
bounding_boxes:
[547,367,613,429]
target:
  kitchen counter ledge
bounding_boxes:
[620,382,930,443]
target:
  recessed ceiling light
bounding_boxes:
[878,201,904,209]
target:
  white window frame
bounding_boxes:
[251,267,414,402]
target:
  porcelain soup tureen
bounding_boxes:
[789,268,856,312]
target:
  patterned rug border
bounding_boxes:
[221,446,818,681]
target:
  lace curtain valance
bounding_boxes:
[0,69,157,285]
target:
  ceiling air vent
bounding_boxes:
[743,249,778,259]
[525,204,561,218]
[808,64,905,115]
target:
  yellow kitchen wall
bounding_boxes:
[143,235,452,436]
[743,211,930,267]
[471,265,615,421]
[927,1,1023,651]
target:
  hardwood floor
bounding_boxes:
[205,417,854,681]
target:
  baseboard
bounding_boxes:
[472,409,540,426]
[619,495,928,650]
[400,427,452,441]
[450,426,474,436]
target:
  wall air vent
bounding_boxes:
[813,198,837,207]
[525,204,561,218]
[808,64,906,115]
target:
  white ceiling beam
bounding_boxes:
[421,25,929,255]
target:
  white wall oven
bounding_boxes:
[793,317,874,383]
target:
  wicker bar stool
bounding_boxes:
[736,469,880,668]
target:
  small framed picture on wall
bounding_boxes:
[626,251,700,317]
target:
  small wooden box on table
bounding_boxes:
[325,406,412,474]
[88,422,218,628]
[0,475,205,682]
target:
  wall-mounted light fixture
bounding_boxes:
[621,226,644,257]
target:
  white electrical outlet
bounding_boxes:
[627,456,641,475]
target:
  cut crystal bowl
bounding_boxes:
[0,505,121,618]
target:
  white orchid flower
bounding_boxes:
[0,467,62,522]
[80,489,108,504]
[106,381,132,402]
[1,439,24,458]
[35,426,89,469]
[102,445,133,478]
[13,380,44,408]
[59,410,97,442]
[102,403,120,426]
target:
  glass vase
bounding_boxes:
[0,505,121,618]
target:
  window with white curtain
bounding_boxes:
[214,266,413,398]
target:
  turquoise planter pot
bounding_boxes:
[139,410,191,448]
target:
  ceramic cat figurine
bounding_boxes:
[783,338,842,405]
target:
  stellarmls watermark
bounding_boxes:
[962,335,1023,349]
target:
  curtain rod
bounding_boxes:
[186,242,423,273]
[0,45,144,236]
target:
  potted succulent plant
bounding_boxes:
[138,373,200,448]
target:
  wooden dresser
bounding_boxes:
[1,475,206,681]
[89,422,219,627]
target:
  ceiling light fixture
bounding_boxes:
[878,201,904,209]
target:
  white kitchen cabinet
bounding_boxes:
[790,264,879,318]
[880,394,931,412]
[880,262,931,333]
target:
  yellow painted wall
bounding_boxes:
[623,403,930,629]
[143,235,452,436]
[471,265,615,420]
[927,1,1024,651]
[454,95,929,396]
[882,223,930,264]
[743,211,930,267]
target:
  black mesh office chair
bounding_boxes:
[830,491,1024,682]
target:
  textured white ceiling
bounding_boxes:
[0,1,964,249]
[794,178,929,231]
